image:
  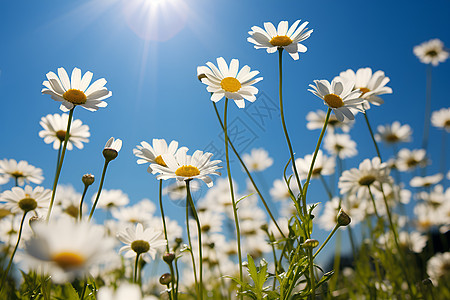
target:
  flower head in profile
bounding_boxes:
[431,107,450,132]
[395,148,428,172]
[242,148,273,172]
[150,148,221,188]
[24,217,115,283]
[42,67,112,112]
[91,189,129,210]
[294,150,335,179]
[117,223,167,262]
[39,113,90,150]
[306,110,353,133]
[0,159,44,186]
[248,20,313,60]
[197,57,262,108]
[103,137,122,162]
[324,133,358,159]
[133,139,183,173]
[339,68,392,110]
[413,39,449,66]
[375,121,412,145]
[410,173,443,188]
[1,185,51,214]
[308,77,363,122]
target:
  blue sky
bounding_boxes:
[1,0,449,264]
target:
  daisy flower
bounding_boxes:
[24,217,116,283]
[41,67,112,112]
[410,173,443,188]
[413,39,449,66]
[163,179,201,201]
[324,133,358,159]
[0,159,44,186]
[306,109,353,133]
[427,252,450,284]
[111,198,156,225]
[294,150,335,179]
[269,178,300,201]
[308,77,363,122]
[103,137,122,162]
[197,57,262,108]
[339,157,392,198]
[91,189,130,210]
[395,148,428,172]
[431,107,450,132]
[133,139,183,173]
[117,223,167,262]
[150,147,221,188]
[242,148,273,172]
[0,185,51,214]
[339,67,393,109]
[247,20,313,60]
[39,113,90,150]
[375,121,412,145]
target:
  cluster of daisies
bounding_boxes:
[0,17,449,299]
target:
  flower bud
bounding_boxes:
[103,149,118,162]
[163,252,175,264]
[197,73,207,82]
[302,239,319,249]
[337,209,351,227]
[82,174,95,186]
[159,273,172,285]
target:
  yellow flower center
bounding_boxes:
[18,197,37,212]
[269,35,293,47]
[358,175,376,186]
[56,130,67,142]
[359,87,371,96]
[131,240,150,254]
[220,77,241,93]
[425,50,438,57]
[63,89,87,105]
[323,94,344,108]
[65,205,79,219]
[385,134,399,143]
[155,155,167,167]
[175,165,200,177]
[11,171,24,178]
[52,252,86,269]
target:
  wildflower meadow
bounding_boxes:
[1,1,449,299]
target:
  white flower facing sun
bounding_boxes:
[413,39,449,66]
[150,148,222,188]
[242,148,273,172]
[0,185,51,214]
[431,107,450,132]
[308,77,364,122]
[375,121,412,145]
[39,113,90,150]
[197,57,262,108]
[247,20,313,60]
[42,67,112,112]
[0,159,44,186]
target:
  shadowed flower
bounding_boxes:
[247,20,313,60]
[39,113,90,150]
[42,67,112,112]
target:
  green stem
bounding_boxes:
[422,65,432,152]
[363,109,382,160]
[367,186,381,220]
[212,102,285,239]
[223,98,243,299]
[79,184,89,221]
[319,174,333,200]
[186,181,203,300]
[134,253,141,283]
[313,224,339,259]
[159,180,177,300]
[55,140,62,177]
[46,108,75,221]
[185,184,199,296]
[0,211,27,292]
[277,49,304,201]
[88,160,109,221]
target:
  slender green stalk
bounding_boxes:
[367,186,381,220]
[46,108,75,221]
[439,129,447,175]
[79,184,89,221]
[0,211,27,292]
[212,102,285,239]
[80,278,88,300]
[186,180,203,300]
[134,253,141,283]
[422,65,432,152]
[159,180,177,300]
[88,160,109,221]
[185,184,199,296]
[313,223,339,259]
[14,177,18,187]
[319,174,333,200]
[223,98,243,300]
[277,49,304,200]
[363,109,382,160]
[55,140,62,176]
